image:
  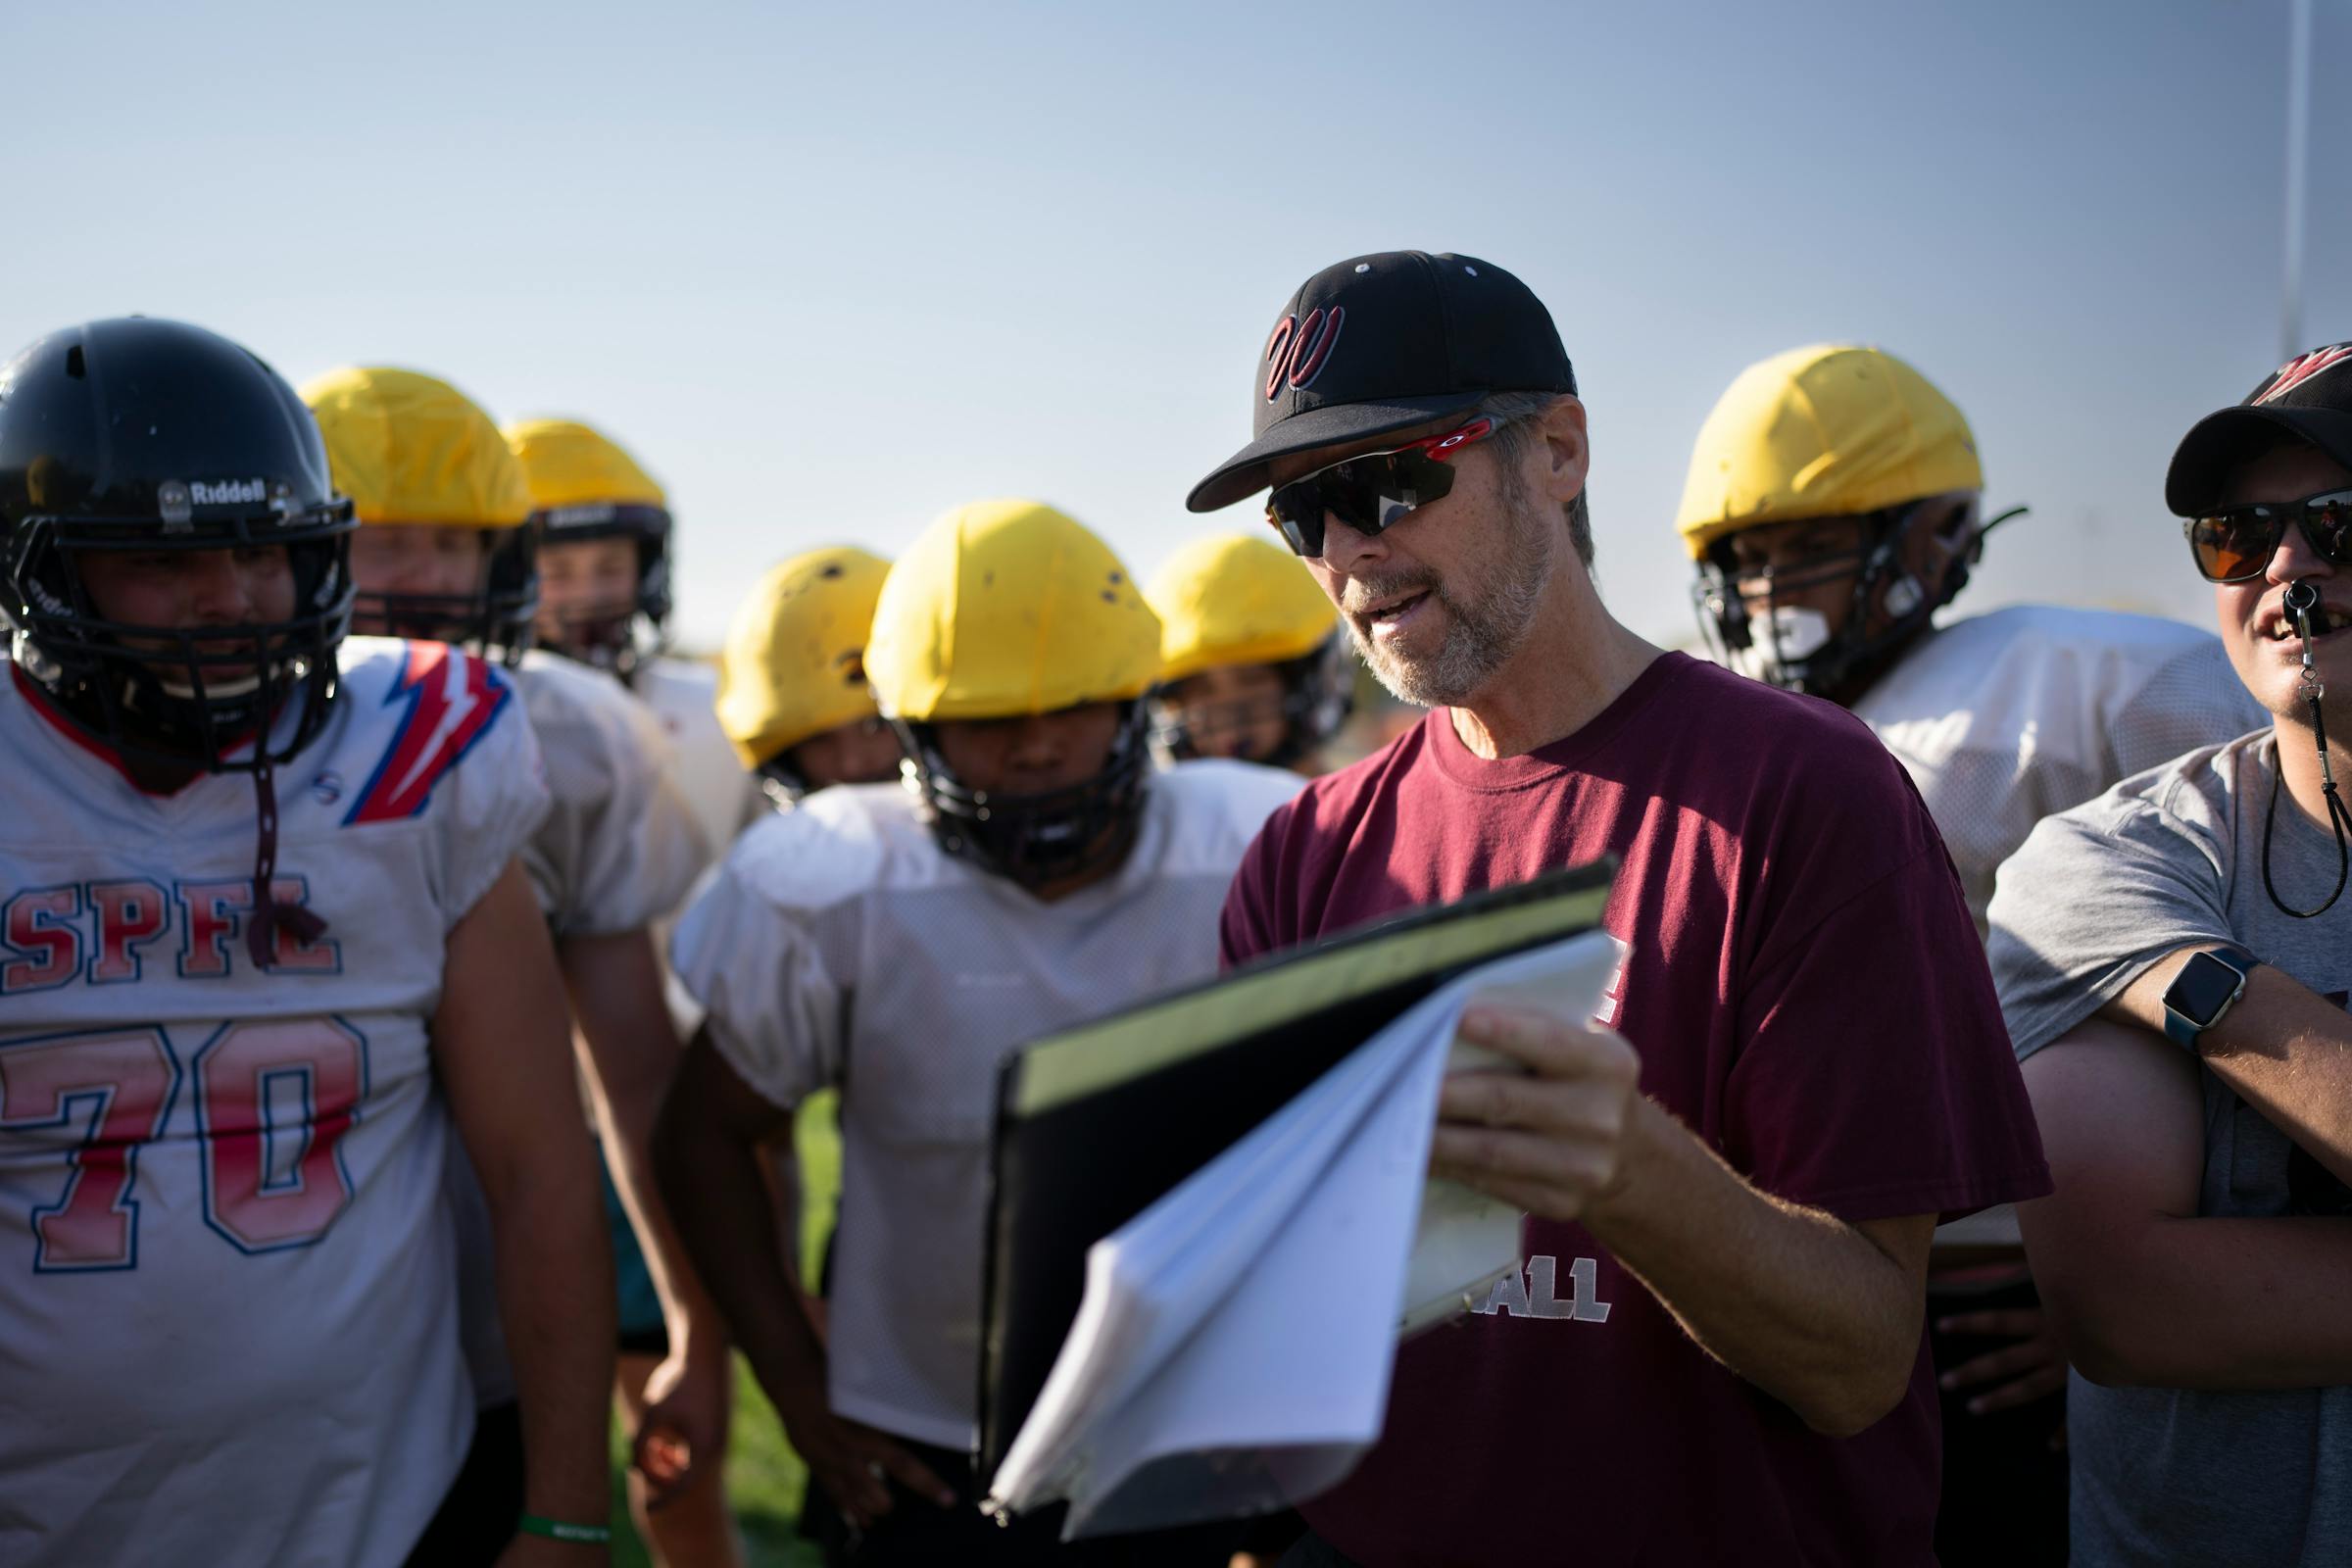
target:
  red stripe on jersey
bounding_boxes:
[341,643,513,825]
[11,666,187,796]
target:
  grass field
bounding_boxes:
[606,1092,844,1568]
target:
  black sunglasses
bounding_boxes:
[1265,416,1505,558]
[2184,487,2352,582]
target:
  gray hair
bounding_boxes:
[1478,390,1593,569]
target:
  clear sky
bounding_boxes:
[4,0,2342,653]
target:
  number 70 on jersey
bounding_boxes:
[0,1017,367,1269]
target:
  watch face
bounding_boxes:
[2171,951,2246,1025]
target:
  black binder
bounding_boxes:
[975,858,1616,1477]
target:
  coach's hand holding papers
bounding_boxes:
[1433,973,1642,1225]
[983,930,1626,1541]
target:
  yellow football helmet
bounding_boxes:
[1675,345,1999,704]
[1144,533,1349,765]
[864,498,1160,886]
[504,417,673,679]
[302,366,538,662]
[715,545,891,798]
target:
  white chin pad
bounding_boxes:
[159,672,263,701]
[1745,606,1832,667]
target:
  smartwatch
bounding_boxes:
[2161,945,2262,1050]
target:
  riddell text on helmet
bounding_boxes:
[187,478,268,506]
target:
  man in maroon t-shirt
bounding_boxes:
[1184,252,2050,1568]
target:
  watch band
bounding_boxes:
[2161,945,2261,1050]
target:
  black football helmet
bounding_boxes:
[0,318,356,771]
[0,317,353,969]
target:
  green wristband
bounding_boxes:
[516,1513,612,1545]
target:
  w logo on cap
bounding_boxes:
[1263,308,1346,401]
[2255,344,2352,406]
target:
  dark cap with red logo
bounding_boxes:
[1184,251,1577,514]
[2167,343,2352,515]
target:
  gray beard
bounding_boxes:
[1346,493,1555,709]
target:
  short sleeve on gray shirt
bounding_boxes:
[1987,731,2349,1059]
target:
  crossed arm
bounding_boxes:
[2020,956,2352,1387]
[2019,1009,2352,1387]
[2106,955,2352,1190]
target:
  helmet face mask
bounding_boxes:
[531,508,670,681]
[14,521,355,775]
[352,524,538,667]
[1145,531,1344,767]
[756,755,812,809]
[1692,497,1977,705]
[893,701,1153,891]
[756,714,899,808]
[14,525,355,771]
[1150,633,1353,767]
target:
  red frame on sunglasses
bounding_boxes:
[1265,416,1503,558]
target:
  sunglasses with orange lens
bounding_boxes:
[2184,488,2352,582]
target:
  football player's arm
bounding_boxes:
[2020,1013,2352,1386]
[436,859,616,1541]
[2105,957,2352,1189]
[655,1027,955,1529]
[1435,1009,1936,1439]
[558,927,732,1498]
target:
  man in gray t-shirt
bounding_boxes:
[1990,735,2352,1562]
[1986,346,2352,1565]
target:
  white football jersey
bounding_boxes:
[672,760,1301,1449]
[1856,608,2264,1250]
[515,651,709,936]
[1854,606,2268,931]
[0,636,548,1567]
[635,656,764,873]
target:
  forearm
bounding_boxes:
[591,1065,730,1356]
[2109,960,2352,1187]
[655,1099,825,1405]
[1583,1098,1925,1436]
[564,931,730,1360]
[488,1139,617,1523]
[2030,1208,2352,1388]
[758,1135,811,1295]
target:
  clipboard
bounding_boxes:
[974,857,1616,1477]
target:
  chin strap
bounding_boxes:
[245,742,329,970]
[2262,578,2352,918]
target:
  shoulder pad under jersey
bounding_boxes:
[721,781,941,915]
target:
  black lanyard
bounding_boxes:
[2262,579,2352,918]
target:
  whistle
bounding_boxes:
[2287,580,2322,616]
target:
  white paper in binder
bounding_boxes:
[982,929,1627,1540]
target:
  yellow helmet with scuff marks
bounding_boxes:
[865,498,1161,723]
[714,545,891,771]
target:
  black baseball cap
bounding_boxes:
[2167,343,2352,515]
[1185,251,1578,514]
